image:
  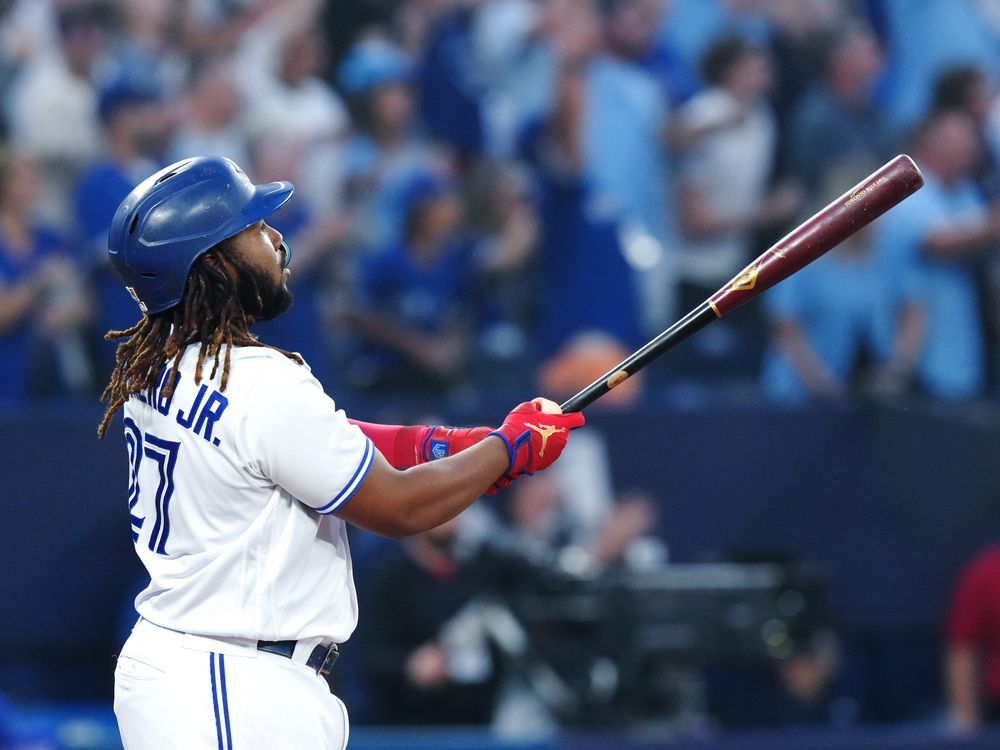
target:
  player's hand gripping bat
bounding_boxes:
[559,154,925,414]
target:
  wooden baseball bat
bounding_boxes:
[559,154,925,413]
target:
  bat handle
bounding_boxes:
[557,302,719,414]
[559,391,595,415]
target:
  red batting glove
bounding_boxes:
[488,401,585,489]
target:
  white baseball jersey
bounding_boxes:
[121,343,374,644]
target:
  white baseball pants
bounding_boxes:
[114,619,349,749]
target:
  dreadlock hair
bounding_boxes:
[97,240,302,438]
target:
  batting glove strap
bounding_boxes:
[486,427,533,476]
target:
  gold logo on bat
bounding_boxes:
[844,176,887,207]
[727,261,760,291]
[525,423,566,457]
[607,370,629,389]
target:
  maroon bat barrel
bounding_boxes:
[559,154,925,414]
[707,154,924,317]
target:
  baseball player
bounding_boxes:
[98,156,584,749]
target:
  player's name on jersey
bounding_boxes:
[133,366,229,447]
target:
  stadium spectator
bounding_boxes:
[460,161,538,380]
[338,35,437,252]
[930,64,1000,393]
[233,0,348,217]
[0,149,92,402]
[875,110,998,400]
[6,2,108,230]
[103,0,190,99]
[945,543,1000,731]
[234,0,346,146]
[167,56,249,167]
[504,468,657,570]
[785,22,896,197]
[765,0,847,131]
[417,0,487,158]
[359,515,498,726]
[931,65,1000,199]
[471,0,552,157]
[522,76,642,367]
[873,0,1000,127]
[346,171,476,392]
[73,81,164,369]
[675,35,799,309]
[656,0,772,92]
[248,138,349,388]
[760,168,924,402]
[540,0,675,331]
[0,0,60,127]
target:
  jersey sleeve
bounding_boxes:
[236,361,375,514]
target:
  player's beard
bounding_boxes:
[232,257,294,322]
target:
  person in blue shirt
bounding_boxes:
[536,0,675,331]
[875,110,999,401]
[417,2,485,158]
[347,172,476,392]
[0,149,93,403]
[73,81,163,369]
[518,46,642,391]
[871,0,1000,127]
[760,166,924,402]
[784,22,896,197]
[338,37,438,253]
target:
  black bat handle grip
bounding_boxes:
[558,302,718,413]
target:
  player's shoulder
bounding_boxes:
[228,346,316,388]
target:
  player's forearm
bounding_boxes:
[946,645,981,731]
[396,438,509,532]
[335,437,508,538]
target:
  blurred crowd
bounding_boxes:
[3,0,1000,740]
[3,0,1000,406]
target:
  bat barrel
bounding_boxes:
[557,154,924,414]
[708,154,924,317]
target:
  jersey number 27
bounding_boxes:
[124,417,180,555]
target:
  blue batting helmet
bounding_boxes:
[108,156,294,314]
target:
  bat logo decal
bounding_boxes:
[728,262,760,291]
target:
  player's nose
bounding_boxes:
[266,225,287,265]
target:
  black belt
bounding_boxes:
[257,639,340,676]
